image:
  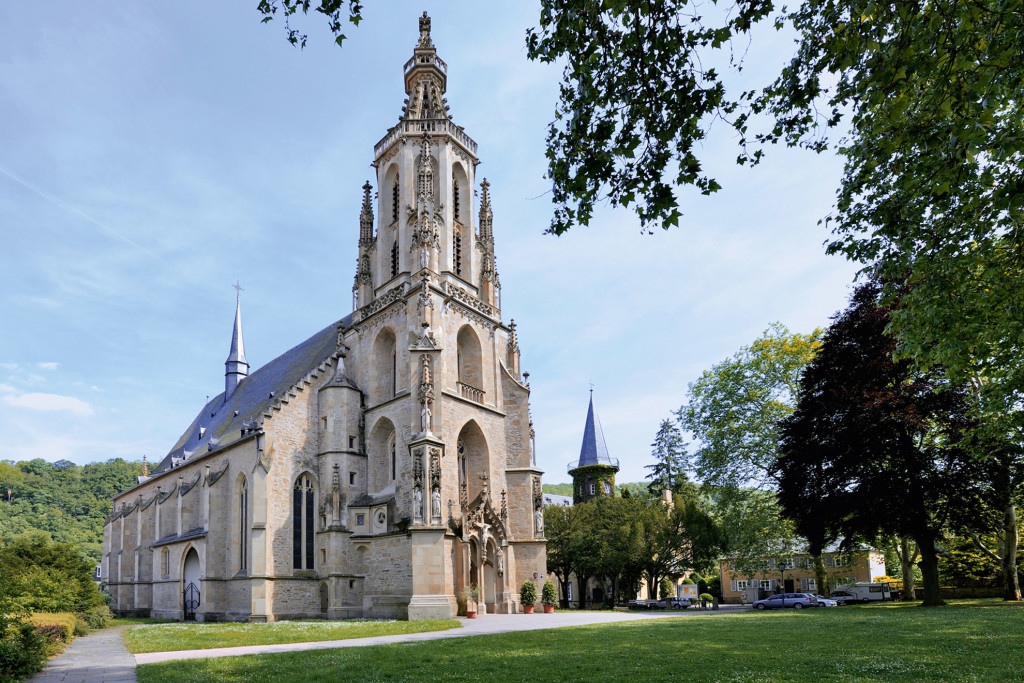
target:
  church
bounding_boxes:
[102,14,547,622]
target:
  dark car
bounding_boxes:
[828,591,859,605]
[752,593,818,610]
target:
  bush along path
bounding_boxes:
[31,625,136,683]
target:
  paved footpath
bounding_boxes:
[32,625,136,683]
[136,605,749,665]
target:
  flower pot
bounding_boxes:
[523,604,535,614]
[543,604,554,613]
[466,610,477,619]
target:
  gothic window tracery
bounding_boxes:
[391,239,399,279]
[453,225,463,277]
[452,171,460,223]
[293,474,315,570]
[389,433,397,481]
[239,477,248,572]
[392,175,400,225]
[458,440,466,489]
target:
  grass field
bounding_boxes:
[135,601,1024,682]
[124,618,460,653]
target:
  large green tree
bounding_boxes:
[645,419,689,496]
[677,322,821,490]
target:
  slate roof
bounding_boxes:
[569,393,618,471]
[152,314,352,475]
[542,493,572,507]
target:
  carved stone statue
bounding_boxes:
[421,403,432,433]
[414,486,423,521]
[420,244,429,269]
[535,507,544,536]
[431,488,441,520]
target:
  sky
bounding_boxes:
[0,2,861,484]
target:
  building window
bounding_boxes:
[356,514,365,526]
[348,436,356,449]
[603,481,611,495]
[458,440,466,489]
[452,171,460,223]
[759,579,773,590]
[735,580,750,590]
[391,349,397,398]
[293,474,315,570]
[239,478,248,572]
[161,548,169,578]
[389,434,397,481]
[349,472,356,485]
[453,225,462,276]
[392,176,400,224]
[801,578,817,591]
[567,582,573,601]
[589,483,595,496]
[391,239,399,279]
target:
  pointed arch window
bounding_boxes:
[293,475,315,570]
[391,349,397,398]
[389,433,397,481]
[239,478,248,572]
[452,171,460,223]
[453,225,463,277]
[458,440,467,489]
[392,175,400,225]
[391,239,399,279]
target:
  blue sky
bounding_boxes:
[0,2,859,484]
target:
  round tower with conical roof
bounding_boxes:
[568,390,619,503]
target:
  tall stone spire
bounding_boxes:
[478,178,493,243]
[359,180,374,245]
[400,12,450,121]
[224,282,249,401]
[568,389,619,503]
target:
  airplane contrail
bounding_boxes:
[0,162,158,259]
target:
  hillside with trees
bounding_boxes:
[0,458,144,567]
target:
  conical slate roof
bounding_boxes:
[571,392,618,471]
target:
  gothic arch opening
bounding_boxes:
[452,162,469,227]
[368,417,398,493]
[292,472,316,571]
[456,419,489,503]
[233,473,249,574]
[384,163,400,227]
[372,327,398,402]
[182,547,201,621]
[456,325,483,399]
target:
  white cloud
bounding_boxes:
[37,362,59,370]
[0,362,17,370]
[1,391,94,416]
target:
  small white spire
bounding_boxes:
[225,281,249,401]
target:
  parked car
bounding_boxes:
[752,593,818,610]
[828,591,858,605]
[812,594,838,607]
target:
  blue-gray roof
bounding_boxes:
[152,314,352,475]
[569,393,618,471]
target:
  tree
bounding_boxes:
[256,0,364,48]
[645,420,689,496]
[0,532,106,613]
[678,323,821,490]
[776,280,985,606]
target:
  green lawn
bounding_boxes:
[136,601,1024,682]
[124,618,460,653]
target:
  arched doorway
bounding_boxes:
[182,548,200,621]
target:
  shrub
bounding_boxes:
[659,578,674,600]
[520,581,537,605]
[0,621,48,682]
[81,604,112,630]
[542,580,558,606]
[74,618,90,637]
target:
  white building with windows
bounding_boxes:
[102,14,546,622]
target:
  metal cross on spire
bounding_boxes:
[232,279,244,302]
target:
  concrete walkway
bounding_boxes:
[135,606,749,665]
[32,626,136,683]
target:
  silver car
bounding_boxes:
[812,594,838,607]
[752,592,818,610]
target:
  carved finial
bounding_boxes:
[478,179,493,242]
[141,455,148,477]
[418,12,432,48]
[359,180,374,245]
[508,319,519,354]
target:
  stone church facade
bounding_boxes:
[102,14,547,622]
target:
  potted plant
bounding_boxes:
[541,580,557,613]
[461,585,481,618]
[520,581,538,614]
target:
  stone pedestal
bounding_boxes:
[407,526,455,619]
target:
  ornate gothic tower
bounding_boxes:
[339,13,543,618]
[569,390,619,504]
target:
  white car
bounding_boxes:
[812,594,838,607]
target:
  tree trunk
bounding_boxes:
[812,554,828,596]
[917,537,944,606]
[1001,502,1021,601]
[556,572,570,608]
[577,574,589,609]
[899,537,917,601]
